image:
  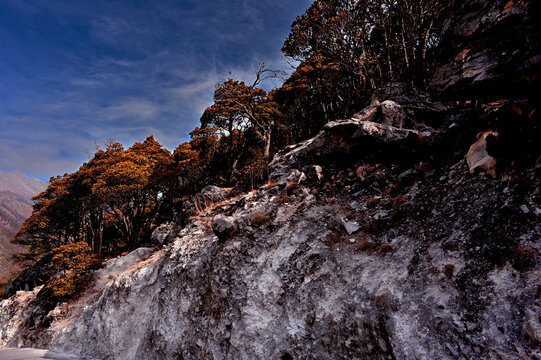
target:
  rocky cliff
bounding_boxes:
[2,134,539,358]
[431,0,541,100]
[1,1,540,359]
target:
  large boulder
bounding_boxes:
[151,222,178,245]
[211,215,237,242]
[431,0,541,99]
[270,119,431,183]
[466,130,499,177]
[353,83,447,129]
[200,185,229,203]
[193,186,231,212]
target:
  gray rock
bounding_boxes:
[275,169,306,185]
[387,229,398,241]
[151,222,175,244]
[519,205,530,214]
[341,217,360,235]
[200,185,229,203]
[353,83,446,129]
[270,119,431,183]
[211,215,237,242]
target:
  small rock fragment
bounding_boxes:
[304,165,324,182]
[466,131,498,177]
[341,217,360,235]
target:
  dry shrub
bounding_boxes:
[383,183,400,197]
[513,246,538,271]
[366,197,381,208]
[390,195,407,207]
[325,231,341,245]
[357,240,378,253]
[377,244,394,255]
[444,264,455,279]
[264,182,280,189]
[251,214,271,226]
[362,219,381,233]
[275,195,292,204]
[286,181,301,195]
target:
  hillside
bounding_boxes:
[0,170,48,281]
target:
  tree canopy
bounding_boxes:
[13,136,173,259]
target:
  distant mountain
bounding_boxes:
[0,170,48,280]
[0,191,33,233]
[0,170,48,199]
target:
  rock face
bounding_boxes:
[0,110,539,359]
[431,0,541,99]
[269,119,431,184]
[25,156,537,359]
[0,286,43,347]
[353,83,447,129]
[1,248,155,348]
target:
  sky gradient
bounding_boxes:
[0,0,311,181]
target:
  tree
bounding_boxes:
[284,0,444,87]
[91,136,173,249]
[46,242,102,300]
[196,65,284,188]
[13,136,174,259]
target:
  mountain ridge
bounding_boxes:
[0,170,48,281]
[0,170,48,200]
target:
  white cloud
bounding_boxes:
[99,99,159,121]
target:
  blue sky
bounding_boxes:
[0,0,311,181]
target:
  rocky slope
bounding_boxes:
[2,139,539,359]
[1,82,539,358]
[1,0,539,359]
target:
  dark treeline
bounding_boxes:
[12,0,446,263]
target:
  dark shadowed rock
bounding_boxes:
[4,253,55,298]
[200,185,229,203]
[211,215,237,242]
[431,0,541,99]
[303,165,324,182]
[270,119,431,183]
[353,83,447,129]
[151,222,180,245]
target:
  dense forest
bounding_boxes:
[8,0,447,298]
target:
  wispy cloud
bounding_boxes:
[0,0,312,179]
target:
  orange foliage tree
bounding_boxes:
[13,136,174,259]
[46,242,102,300]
